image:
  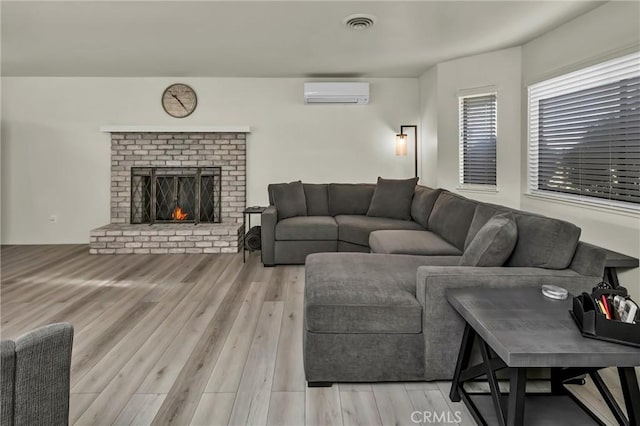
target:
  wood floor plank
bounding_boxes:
[75,270,239,424]
[113,394,166,426]
[150,255,261,426]
[140,275,236,392]
[306,386,343,426]
[190,393,236,426]
[267,391,305,426]
[137,259,240,394]
[340,391,383,426]
[204,281,269,393]
[1,302,69,339]
[69,393,98,425]
[227,301,285,426]
[338,384,373,392]
[272,266,306,392]
[74,297,197,424]
[407,390,460,426]
[372,384,416,426]
[1,245,86,282]
[264,265,287,301]
[71,300,157,388]
[72,301,197,393]
[403,382,440,391]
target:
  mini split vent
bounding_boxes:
[343,14,376,30]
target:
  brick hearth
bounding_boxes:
[89,223,243,254]
[90,130,248,254]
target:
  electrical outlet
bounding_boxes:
[49,215,57,223]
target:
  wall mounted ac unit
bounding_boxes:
[304,82,369,104]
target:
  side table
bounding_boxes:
[243,206,267,263]
[447,287,640,426]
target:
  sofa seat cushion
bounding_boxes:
[335,215,424,247]
[305,253,460,334]
[275,216,338,241]
[369,230,462,256]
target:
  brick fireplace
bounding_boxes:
[90,127,249,254]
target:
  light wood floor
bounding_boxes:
[0,245,631,426]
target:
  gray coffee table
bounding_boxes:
[447,287,640,426]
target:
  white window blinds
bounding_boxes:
[458,93,497,187]
[528,51,640,209]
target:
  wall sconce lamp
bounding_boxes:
[395,125,418,178]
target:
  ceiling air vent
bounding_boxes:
[343,14,376,30]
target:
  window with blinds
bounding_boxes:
[528,51,640,210]
[458,93,497,187]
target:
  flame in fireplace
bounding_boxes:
[172,206,188,221]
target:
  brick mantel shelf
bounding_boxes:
[99,125,251,133]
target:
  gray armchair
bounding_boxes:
[1,323,74,426]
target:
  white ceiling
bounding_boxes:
[1,1,605,77]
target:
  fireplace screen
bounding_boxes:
[130,167,221,224]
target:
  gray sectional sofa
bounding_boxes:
[260,180,607,384]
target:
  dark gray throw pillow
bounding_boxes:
[366,177,419,220]
[271,181,307,220]
[459,212,518,267]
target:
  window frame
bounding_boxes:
[457,91,498,191]
[527,51,640,213]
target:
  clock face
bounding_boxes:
[162,84,197,118]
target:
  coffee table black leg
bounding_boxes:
[450,323,475,402]
[588,371,626,425]
[550,368,565,395]
[480,341,506,426]
[507,367,526,426]
[618,367,640,426]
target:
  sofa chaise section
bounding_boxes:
[304,253,461,383]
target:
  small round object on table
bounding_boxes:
[541,284,569,300]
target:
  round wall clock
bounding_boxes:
[162,83,197,118]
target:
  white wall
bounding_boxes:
[418,1,640,297]
[1,77,419,244]
[419,47,522,208]
[418,66,438,187]
[521,1,640,298]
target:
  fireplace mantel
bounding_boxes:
[99,125,251,133]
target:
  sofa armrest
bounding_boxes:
[415,266,600,380]
[261,206,277,266]
[570,242,606,278]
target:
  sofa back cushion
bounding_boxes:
[268,181,307,220]
[460,212,518,266]
[411,186,441,228]
[367,177,418,220]
[427,192,478,250]
[505,212,581,269]
[303,184,330,216]
[328,183,376,216]
[464,203,509,250]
